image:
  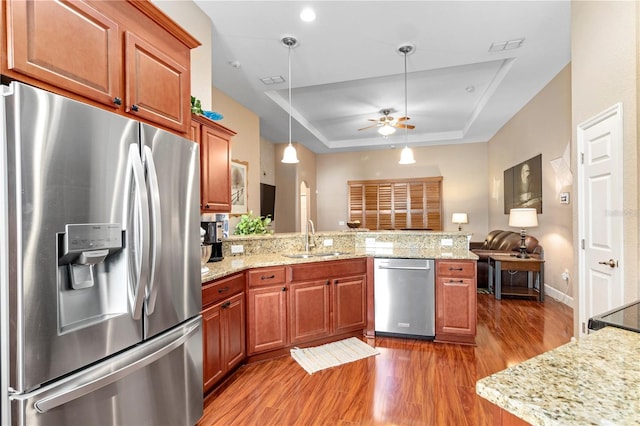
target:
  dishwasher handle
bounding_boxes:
[377,265,431,271]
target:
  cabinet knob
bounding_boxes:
[218,286,230,293]
[325,280,330,285]
[204,204,210,209]
[281,287,286,292]
[334,280,339,285]
[113,97,122,106]
[131,104,139,112]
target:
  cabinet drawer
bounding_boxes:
[436,260,476,278]
[248,267,286,287]
[203,272,245,307]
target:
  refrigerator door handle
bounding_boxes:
[124,144,150,320]
[142,145,162,315]
[33,317,201,414]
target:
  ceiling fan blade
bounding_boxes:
[394,123,416,129]
[358,124,379,131]
[396,116,410,122]
[367,119,379,122]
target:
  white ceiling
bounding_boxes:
[194,1,571,154]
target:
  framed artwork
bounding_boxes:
[504,154,542,214]
[231,160,248,215]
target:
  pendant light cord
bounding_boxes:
[404,49,408,144]
[288,43,292,146]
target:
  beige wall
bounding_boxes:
[210,87,261,230]
[488,65,573,302]
[151,0,212,110]
[571,2,639,329]
[315,143,489,235]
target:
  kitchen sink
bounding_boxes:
[282,251,349,258]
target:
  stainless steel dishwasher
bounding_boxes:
[374,258,435,339]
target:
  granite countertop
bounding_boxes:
[476,327,640,425]
[201,246,477,283]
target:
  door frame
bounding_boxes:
[577,102,624,336]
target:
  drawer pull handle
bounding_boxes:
[448,279,464,283]
[261,274,276,280]
[221,301,231,309]
[218,286,230,293]
[448,267,464,271]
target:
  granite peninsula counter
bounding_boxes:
[201,230,477,282]
[476,326,640,425]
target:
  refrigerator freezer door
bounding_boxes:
[10,317,203,426]
[3,83,142,392]
[139,124,201,339]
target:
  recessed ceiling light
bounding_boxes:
[465,85,475,93]
[300,8,316,22]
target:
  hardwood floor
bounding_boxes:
[198,294,573,426]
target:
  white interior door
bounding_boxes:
[577,103,624,335]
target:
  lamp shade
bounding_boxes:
[452,213,468,224]
[398,146,416,164]
[508,208,538,228]
[281,144,299,164]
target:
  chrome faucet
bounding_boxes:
[305,219,315,253]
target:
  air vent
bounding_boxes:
[489,38,525,52]
[260,76,285,85]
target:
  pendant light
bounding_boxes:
[281,36,299,164]
[398,44,416,165]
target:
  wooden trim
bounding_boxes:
[348,176,443,186]
[126,0,201,48]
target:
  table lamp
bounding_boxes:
[508,208,538,258]
[452,213,468,231]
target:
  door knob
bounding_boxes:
[598,259,618,268]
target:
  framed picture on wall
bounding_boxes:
[231,160,248,215]
[504,154,542,214]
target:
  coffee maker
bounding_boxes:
[201,221,223,262]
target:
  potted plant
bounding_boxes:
[234,211,272,235]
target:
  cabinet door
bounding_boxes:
[436,277,476,337]
[202,302,223,393]
[247,286,287,354]
[125,31,189,132]
[224,293,246,372]
[5,0,121,106]
[333,275,366,334]
[289,280,331,345]
[200,124,232,212]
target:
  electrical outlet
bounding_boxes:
[231,245,244,254]
[338,220,345,226]
[441,238,453,247]
[323,239,333,247]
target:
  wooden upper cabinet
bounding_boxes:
[124,30,189,132]
[5,0,122,106]
[190,114,236,213]
[2,0,199,134]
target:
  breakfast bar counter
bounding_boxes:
[476,326,640,425]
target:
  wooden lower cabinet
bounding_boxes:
[202,273,245,394]
[435,259,477,344]
[247,285,288,354]
[289,280,331,345]
[247,259,367,357]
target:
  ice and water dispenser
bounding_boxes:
[57,224,126,333]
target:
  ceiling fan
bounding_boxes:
[358,109,416,135]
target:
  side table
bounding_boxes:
[488,254,545,302]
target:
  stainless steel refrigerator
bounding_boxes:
[0,82,203,425]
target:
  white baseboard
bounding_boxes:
[544,283,574,308]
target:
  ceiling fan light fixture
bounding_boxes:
[281,35,299,164]
[378,125,396,136]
